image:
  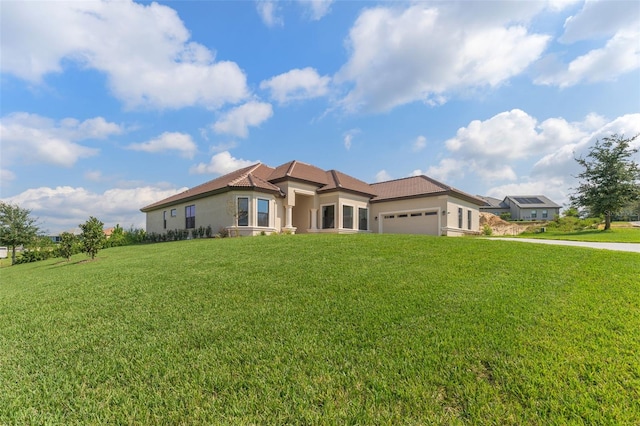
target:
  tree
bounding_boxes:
[58,232,78,261]
[571,134,640,230]
[79,216,106,260]
[0,202,41,265]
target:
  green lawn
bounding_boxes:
[1,234,639,424]
[517,224,640,243]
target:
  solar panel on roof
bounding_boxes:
[514,197,543,204]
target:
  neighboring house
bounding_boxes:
[478,195,561,220]
[141,160,485,237]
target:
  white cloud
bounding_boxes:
[1,0,249,109]
[213,101,273,138]
[375,170,392,182]
[535,0,640,87]
[2,185,187,234]
[190,151,256,175]
[426,158,470,183]
[299,0,333,20]
[260,67,331,104]
[256,1,283,28]
[0,112,122,167]
[84,170,104,182]
[427,111,640,208]
[335,4,550,112]
[1,168,16,182]
[127,132,198,159]
[560,0,639,43]
[342,128,360,151]
[425,109,625,185]
[413,136,427,152]
[537,28,640,87]
[532,113,640,179]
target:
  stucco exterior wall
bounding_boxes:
[443,198,481,236]
[145,191,283,237]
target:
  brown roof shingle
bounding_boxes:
[318,170,377,197]
[268,160,329,185]
[140,163,281,211]
[141,160,484,212]
[370,175,484,205]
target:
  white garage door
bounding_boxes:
[382,211,439,235]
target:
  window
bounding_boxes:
[257,199,269,227]
[458,208,463,228]
[411,213,422,217]
[542,210,548,219]
[531,210,537,219]
[384,215,395,219]
[163,211,167,229]
[398,214,408,218]
[237,197,249,226]
[359,208,368,230]
[322,205,335,229]
[185,205,195,229]
[425,211,437,216]
[343,205,353,229]
[171,209,177,217]
[467,210,472,230]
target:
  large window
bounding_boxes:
[467,210,472,230]
[163,211,167,229]
[458,208,463,228]
[343,205,353,229]
[531,210,537,219]
[359,208,368,231]
[257,199,269,227]
[322,205,335,229]
[237,197,249,226]
[542,210,548,219]
[185,205,195,229]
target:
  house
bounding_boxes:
[478,195,561,220]
[141,160,486,237]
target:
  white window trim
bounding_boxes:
[257,197,271,228]
[341,203,354,230]
[236,195,250,227]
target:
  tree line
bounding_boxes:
[0,207,145,266]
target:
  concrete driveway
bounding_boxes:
[487,238,640,253]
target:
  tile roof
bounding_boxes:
[268,160,329,185]
[370,175,484,205]
[141,163,281,211]
[318,170,377,196]
[141,160,484,212]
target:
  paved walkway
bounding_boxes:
[487,238,640,253]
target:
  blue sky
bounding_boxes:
[1,0,639,234]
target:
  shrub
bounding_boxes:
[206,226,213,238]
[57,232,79,261]
[500,212,511,221]
[482,224,493,236]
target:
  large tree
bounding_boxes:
[79,216,106,260]
[571,134,640,230]
[0,202,42,265]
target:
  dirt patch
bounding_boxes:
[480,212,533,236]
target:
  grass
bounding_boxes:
[1,234,639,424]
[517,222,640,243]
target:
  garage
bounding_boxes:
[381,211,439,235]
